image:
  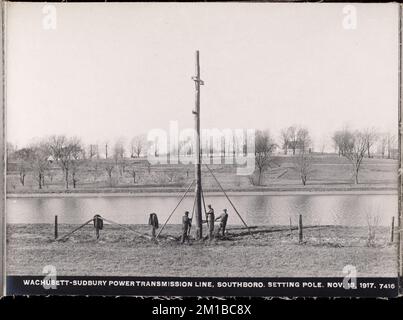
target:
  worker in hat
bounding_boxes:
[181,211,192,244]
[215,209,229,237]
[148,212,159,238]
[203,204,215,240]
[93,214,104,239]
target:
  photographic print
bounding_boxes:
[2,2,402,297]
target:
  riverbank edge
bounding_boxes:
[6,187,398,198]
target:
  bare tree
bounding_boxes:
[29,142,50,189]
[280,128,291,155]
[281,126,311,155]
[18,164,27,186]
[113,140,126,175]
[46,169,55,184]
[378,134,388,158]
[14,147,34,186]
[332,128,354,156]
[70,146,85,188]
[362,128,378,159]
[289,127,298,155]
[296,128,311,153]
[294,152,314,186]
[87,144,98,160]
[253,130,276,186]
[48,135,83,189]
[284,126,298,155]
[340,130,368,184]
[130,135,146,158]
[104,162,116,187]
[386,133,397,159]
[377,132,396,159]
[91,161,102,182]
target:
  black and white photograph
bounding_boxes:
[2,2,402,297]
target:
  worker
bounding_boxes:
[204,204,215,240]
[216,208,229,237]
[93,214,103,239]
[148,213,159,238]
[181,211,192,244]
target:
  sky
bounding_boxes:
[5,2,399,151]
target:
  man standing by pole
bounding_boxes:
[216,208,229,237]
[148,213,159,238]
[204,204,215,240]
[93,214,103,239]
[181,211,192,244]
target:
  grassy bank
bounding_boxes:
[7,224,397,277]
[6,155,398,195]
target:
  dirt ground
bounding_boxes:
[6,223,397,277]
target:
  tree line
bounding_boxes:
[7,126,398,189]
[254,126,397,186]
[7,134,148,189]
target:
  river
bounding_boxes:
[6,193,397,226]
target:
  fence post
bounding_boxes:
[54,215,58,240]
[298,214,303,243]
[391,216,395,243]
[289,217,292,234]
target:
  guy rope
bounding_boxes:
[203,163,252,236]
[57,218,94,242]
[155,179,195,239]
[102,217,152,240]
[56,215,151,241]
[155,51,252,240]
[56,51,252,243]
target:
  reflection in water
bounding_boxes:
[7,194,397,227]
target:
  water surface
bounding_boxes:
[6,194,397,227]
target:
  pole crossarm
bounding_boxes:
[191,76,204,86]
[203,163,253,236]
[156,179,196,239]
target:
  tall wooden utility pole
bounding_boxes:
[192,50,204,240]
[398,4,402,278]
